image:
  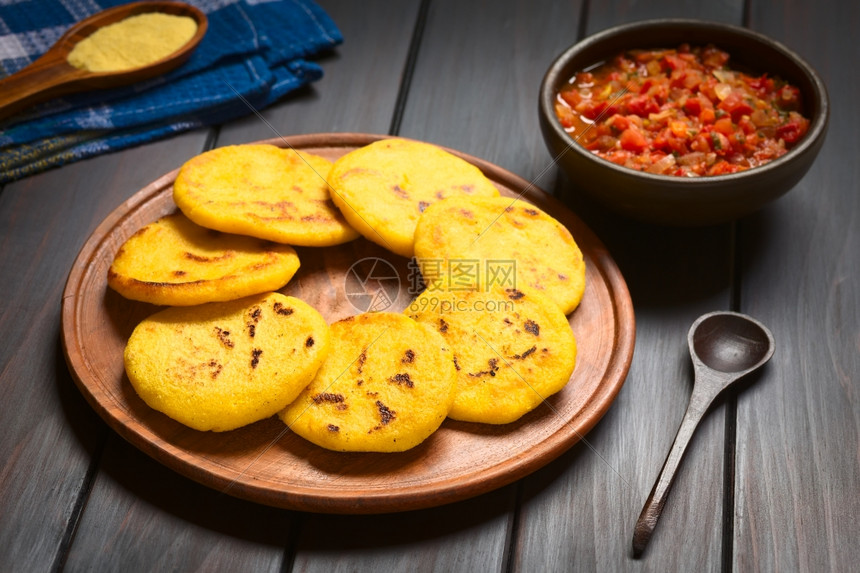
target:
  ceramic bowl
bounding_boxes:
[538,19,829,225]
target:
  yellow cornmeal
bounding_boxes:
[67,13,197,72]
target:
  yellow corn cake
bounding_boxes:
[327,138,500,258]
[107,212,300,306]
[413,195,585,314]
[407,284,576,424]
[124,293,331,432]
[173,144,359,246]
[280,312,456,452]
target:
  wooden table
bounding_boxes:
[1,1,856,570]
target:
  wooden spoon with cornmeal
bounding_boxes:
[0,1,207,122]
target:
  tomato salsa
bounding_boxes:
[554,44,810,176]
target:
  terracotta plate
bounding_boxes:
[61,133,635,513]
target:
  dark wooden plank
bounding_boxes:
[733,0,860,570]
[496,1,745,570]
[292,489,515,573]
[0,131,209,571]
[585,0,742,33]
[219,0,421,145]
[64,433,295,572]
[399,0,581,185]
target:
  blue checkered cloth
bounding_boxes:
[0,0,342,183]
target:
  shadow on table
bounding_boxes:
[553,172,737,310]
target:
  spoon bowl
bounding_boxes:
[632,311,774,558]
[0,1,207,121]
[691,312,775,374]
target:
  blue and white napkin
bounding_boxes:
[0,0,342,183]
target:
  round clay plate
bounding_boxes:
[61,133,635,514]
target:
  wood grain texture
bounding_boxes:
[583,0,743,34]
[64,432,295,572]
[218,0,421,145]
[0,132,209,571]
[399,0,580,184]
[734,0,860,570]
[294,487,516,573]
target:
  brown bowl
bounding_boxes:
[538,19,829,226]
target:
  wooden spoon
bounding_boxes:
[631,311,775,558]
[0,1,207,122]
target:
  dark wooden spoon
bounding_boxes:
[631,311,775,558]
[0,1,207,122]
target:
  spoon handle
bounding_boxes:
[631,388,713,557]
[0,52,86,121]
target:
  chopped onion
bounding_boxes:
[646,154,676,174]
[750,109,776,127]
[714,82,733,101]
[678,152,706,166]
[648,109,674,122]
[713,70,735,83]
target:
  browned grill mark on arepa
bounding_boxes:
[246,306,262,337]
[512,346,537,360]
[214,327,234,348]
[312,392,345,404]
[374,400,396,428]
[250,348,263,368]
[391,184,410,199]
[273,302,294,316]
[524,320,540,336]
[389,373,414,388]
[506,288,525,300]
[183,251,234,263]
[469,358,499,378]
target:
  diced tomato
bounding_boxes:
[746,74,775,95]
[670,120,689,138]
[709,160,743,175]
[683,97,701,115]
[559,89,581,108]
[606,114,630,132]
[718,92,754,122]
[619,128,648,152]
[662,54,685,71]
[683,70,704,90]
[737,115,756,134]
[777,85,802,111]
[554,103,577,129]
[711,132,731,155]
[576,99,607,120]
[702,46,730,67]
[713,117,734,135]
[669,70,687,88]
[626,94,660,117]
[698,77,719,104]
[776,118,808,145]
[728,131,748,152]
